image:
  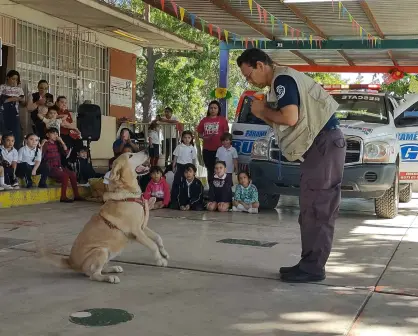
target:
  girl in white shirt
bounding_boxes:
[170,130,197,204]
[16,133,49,188]
[148,120,161,167]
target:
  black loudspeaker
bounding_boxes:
[77,103,102,141]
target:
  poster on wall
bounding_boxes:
[110,76,132,108]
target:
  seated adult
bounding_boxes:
[56,96,82,163]
[26,79,54,139]
[112,127,139,156]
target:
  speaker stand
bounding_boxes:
[86,138,92,162]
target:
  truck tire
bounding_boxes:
[259,194,280,210]
[399,184,412,203]
[374,167,399,219]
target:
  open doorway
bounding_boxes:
[0,45,15,83]
[0,45,8,82]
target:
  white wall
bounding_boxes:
[0,0,142,56]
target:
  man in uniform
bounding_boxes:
[237,48,346,282]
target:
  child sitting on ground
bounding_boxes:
[216,132,238,182]
[143,166,170,210]
[173,163,204,211]
[0,133,19,189]
[16,133,48,188]
[207,161,233,212]
[74,146,102,184]
[232,171,259,214]
[42,128,84,203]
[0,133,12,190]
[171,130,197,200]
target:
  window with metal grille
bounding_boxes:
[16,21,109,116]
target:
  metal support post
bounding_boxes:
[219,41,229,118]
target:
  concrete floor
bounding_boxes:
[1,195,418,335]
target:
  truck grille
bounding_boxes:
[269,136,362,165]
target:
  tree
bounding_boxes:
[306,72,348,85]
[109,1,351,124]
[381,77,412,97]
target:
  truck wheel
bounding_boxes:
[259,193,280,209]
[374,168,399,219]
[399,184,412,203]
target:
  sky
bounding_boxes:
[341,72,382,84]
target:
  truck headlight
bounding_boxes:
[363,142,391,163]
[251,138,269,160]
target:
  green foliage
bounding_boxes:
[116,1,350,124]
[305,72,348,85]
[381,77,412,97]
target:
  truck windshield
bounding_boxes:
[332,94,388,124]
[237,95,267,125]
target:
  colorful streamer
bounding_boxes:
[155,0,383,50]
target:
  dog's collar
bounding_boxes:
[124,197,145,204]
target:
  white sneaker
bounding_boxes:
[13,185,20,190]
[237,204,247,212]
[0,184,13,190]
[248,207,259,214]
[0,186,3,191]
[232,206,242,212]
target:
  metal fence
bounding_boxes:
[124,122,203,166]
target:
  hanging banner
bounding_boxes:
[170,0,178,17]
[224,30,229,42]
[248,0,253,14]
[179,7,185,21]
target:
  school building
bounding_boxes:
[0,0,200,159]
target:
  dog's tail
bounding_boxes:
[36,234,73,270]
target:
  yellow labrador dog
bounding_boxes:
[41,151,169,284]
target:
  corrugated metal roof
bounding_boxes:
[288,1,377,39]
[365,0,418,37]
[12,0,203,50]
[144,0,418,67]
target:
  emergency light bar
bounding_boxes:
[322,84,381,90]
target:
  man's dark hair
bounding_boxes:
[78,146,88,153]
[46,127,59,134]
[220,132,232,142]
[184,163,197,174]
[164,107,173,113]
[236,48,274,68]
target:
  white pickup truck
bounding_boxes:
[232,84,418,219]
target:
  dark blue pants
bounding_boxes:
[298,128,346,275]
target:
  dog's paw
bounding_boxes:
[107,275,120,284]
[159,248,169,260]
[156,258,168,267]
[113,266,123,273]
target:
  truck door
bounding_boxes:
[394,97,418,181]
[231,93,270,171]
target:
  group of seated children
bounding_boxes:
[0,128,98,203]
[139,129,259,214]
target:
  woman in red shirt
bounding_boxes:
[55,96,82,163]
[196,100,229,183]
